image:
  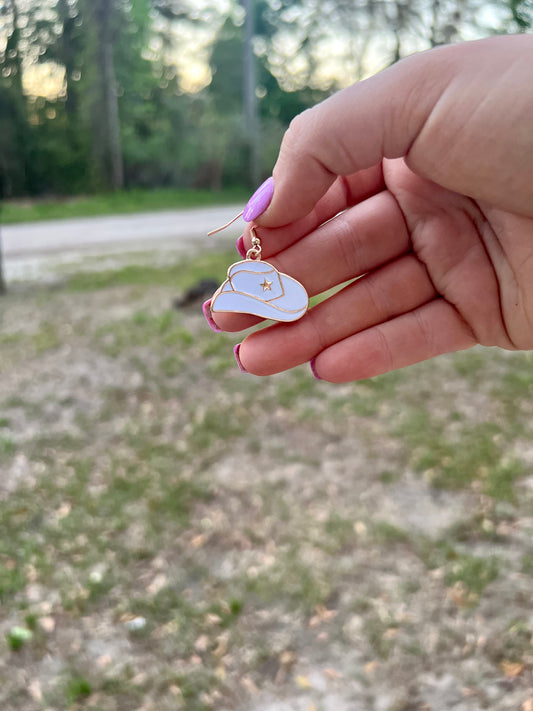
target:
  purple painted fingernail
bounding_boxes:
[234,343,248,373]
[202,300,222,333]
[242,177,274,222]
[236,234,246,258]
[310,358,322,381]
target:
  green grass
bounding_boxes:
[364,615,398,660]
[95,309,196,358]
[452,351,488,380]
[492,352,533,420]
[486,618,533,665]
[33,321,61,353]
[372,520,411,545]
[444,553,500,596]
[328,371,400,418]
[246,545,331,614]
[414,536,501,601]
[6,626,33,652]
[64,673,92,705]
[275,367,320,409]
[323,512,355,552]
[66,248,235,292]
[1,187,248,224]
[0,435,16,461]
[0,321,63,372]
[522,553,533,576]
[1,253,532,709]
[379,469,401,484]
[169,669,218,711]
[395,412,524,501]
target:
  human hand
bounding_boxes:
[211,34,533,382]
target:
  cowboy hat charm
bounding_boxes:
[210,258,308,322]
[207,221,308,323]
[207,212,309,323]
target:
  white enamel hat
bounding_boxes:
[211,259,308,322]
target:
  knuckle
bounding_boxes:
[282,107,318,156]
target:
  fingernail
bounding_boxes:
[236,234,246,258]
[202,299,222,333]
[243,177,274,222]
[310,358,322,381]
[234,343,248,373]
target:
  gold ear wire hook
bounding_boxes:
[245,224,262,261]
[207,211,244,236]
[249,225,260,247]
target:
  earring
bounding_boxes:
[207,216,308,323]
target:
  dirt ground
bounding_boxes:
[0,248,532,711]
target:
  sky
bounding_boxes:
[2,0,519,100]
[1,0,400,100]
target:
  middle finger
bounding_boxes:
[212,190,410,333]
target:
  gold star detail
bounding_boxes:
[260,278,273,292]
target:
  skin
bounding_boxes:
[212,34,533,382]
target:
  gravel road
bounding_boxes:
[1,204,243,282]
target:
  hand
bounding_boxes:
[212,35,533,382]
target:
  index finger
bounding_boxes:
[243,165,384,258]
[256,49,450,228]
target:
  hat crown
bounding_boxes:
[228,262,283,302]
[211,258,308,322]
[227,260,273,276]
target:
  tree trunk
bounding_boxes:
[3,0,34,196]
[242,0,261,187]
[56,0,80,118]
[94,0,124,190]
[4,0,25,104]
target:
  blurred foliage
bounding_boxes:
[510,0,533,28]
[0,0,531,199]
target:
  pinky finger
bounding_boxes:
[311,299,478,383]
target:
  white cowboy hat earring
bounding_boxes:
[207,216,309,323]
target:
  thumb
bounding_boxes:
[255,46,453,228]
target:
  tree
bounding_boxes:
[0,0,529,201]
[509,0,533,28]
[242,0,261,187]
[1,0,25,101]
[0,0,37,196]
[39,0,84,118]
[81,0,124,190]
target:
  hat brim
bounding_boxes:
[211,276,308,322]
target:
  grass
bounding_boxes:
[444,552,500,597]
[323,512,356,552]
[486,618,533,665]
[1,187,249,224]
[95,308,197,358]
[328,371,400,419]
[246,545,331,614]
[492,351,533,421]
[0,252,532,709]
[275,367,320,409]
[395,411,524,501]
[413,535,502,603]
[379,469,401,485]
[0,435,16,461]
[372,521,411,545]
[0,321,65,372]
[522,553,533,576]
[364,615,398,660]
[6,626,33,652]
[64,673,92,705]
[66,247,235,292]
